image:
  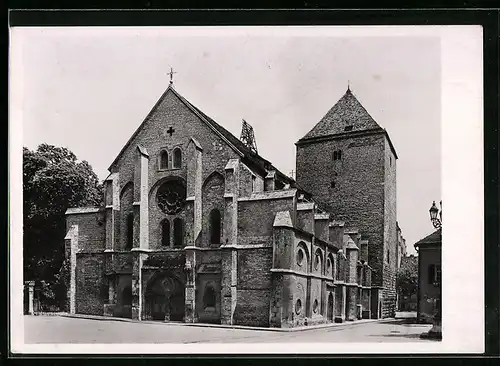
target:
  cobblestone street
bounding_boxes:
[24,314,434,344]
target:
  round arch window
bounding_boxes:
[295,299,302,315]
[296,248,305,267]
[156,180,186,215]
[313,299,319,314]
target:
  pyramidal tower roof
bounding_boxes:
[300,88,383,141]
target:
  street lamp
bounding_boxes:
[429,200,442,229]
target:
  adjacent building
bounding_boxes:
[414,228,442,323]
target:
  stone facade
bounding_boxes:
[64,84,401,327]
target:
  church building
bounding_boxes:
[64,77,400,328]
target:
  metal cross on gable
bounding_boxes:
[168,67,177,86]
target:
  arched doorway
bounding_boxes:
[327,292,334,321]
[145,273,185,321]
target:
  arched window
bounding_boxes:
[159,150,168,170]
[203,285,216,308]
[173,218,183,247]
[161,219,170,247]
[126,213,134,249]
[210,209,221,244]
[173,148,182,169]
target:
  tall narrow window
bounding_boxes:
[173,218,183,247]
[126,213,134,249]
[338,150,342,159]
[173,148,182,169]
[161,219,170,247]
[210,209,222,244]
[333,151,338,160]
[160,150,168,170]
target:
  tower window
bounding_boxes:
[209,209,222,244]
[344,125,353,131]
[173,148,182,169]
[159,150,168,170]
[161,219,170,247]
[333,150,342,161]
[330,181,336,188]
[173,218,183,247]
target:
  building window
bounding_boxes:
[330,180,336,188]
[295,299,302,315]
[333,150,342,161]
[210,209,222,244]
[157,180,186,215]
[203,285,216,309]
[344,125,353,131]
[173,218,183,247]
[314,250,322,272]
[159,150,168,170]
[428,264,442,284]
[296,248,305,267]
[161,219,170,247]
[173,148,182,168]
[313,299,319,314]
[126,213,134,249]
[387,249,390,264]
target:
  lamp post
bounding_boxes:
[421,200,442,340]
[429,200,442,229]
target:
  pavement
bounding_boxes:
[24,312,435,344]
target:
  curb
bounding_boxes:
[41,313,400,333]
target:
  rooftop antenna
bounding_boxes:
[240,119,258,154]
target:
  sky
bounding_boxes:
[15,26,442,255]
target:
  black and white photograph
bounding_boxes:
[9,24,483,354]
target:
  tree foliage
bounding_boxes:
[396,255,418,298]
[23,144,103,308]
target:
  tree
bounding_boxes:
[396,255,418,300]
[23,144,103,309]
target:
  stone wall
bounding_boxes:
[233,248,273,327]
[75,253,106,315]
[382,138,398,317]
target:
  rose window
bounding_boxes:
[156,180,186,215]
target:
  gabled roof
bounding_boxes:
[414,228,442,249]
[301,88,382,140]
[108,85,294,185]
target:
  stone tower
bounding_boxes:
[295,88,398,318]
